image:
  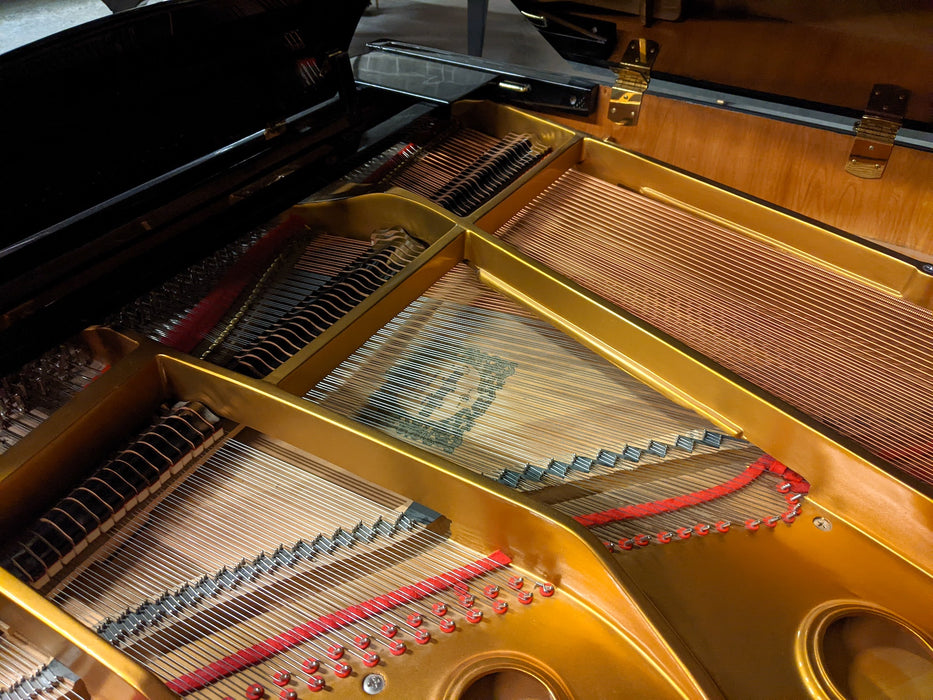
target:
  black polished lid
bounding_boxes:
[0,0,367,246]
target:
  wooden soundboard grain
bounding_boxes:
[539,88,933,257]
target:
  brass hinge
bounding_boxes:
[609,39,659,126]
[845,84,909,179]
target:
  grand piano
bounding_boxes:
[1,1,931,698]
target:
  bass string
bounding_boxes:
[495,169,933,481]
[496,172,933,408]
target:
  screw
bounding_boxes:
[362,674,385,695]
[813,516,832,532]
[921,264,933,275]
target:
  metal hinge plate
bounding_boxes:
[846,84,909,179]
[609,39,659,126]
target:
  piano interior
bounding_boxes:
[1,8,932,700]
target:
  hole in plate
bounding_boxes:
[459,669,555,700]
[820,611,933,699]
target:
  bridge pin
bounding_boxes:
[333,661,352,679]
[271,670,290,687]
[440,618,456,633]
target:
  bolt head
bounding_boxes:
[813,516,833,532]
[362,673,386,695]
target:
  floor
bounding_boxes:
[0,0,571,76]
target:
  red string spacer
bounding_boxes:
[518,591,534,605]
[657,531,673,544]
[618,538,634,550]
[715,521,731,533]
[764,516,780,528]
[333,662,351,679]
[414,629,431,644]
[538,583,555,598]
[676,527,692,540]
[407,613,423,628]
[745,519,761,531]
[466,609,483,624]
[271,670,290,687]
[326,645,344,660]
[389,640,407,656]
[694,524,711,536]
[279,691,298,700]
[363,652,380,668]
[459,594,475,608]
[246,684,265,700]
[440,618,456,633]
[493,600,509,615]
[507,576,524,590]
[483,584,500,599]
[432,602,448,617]
[353,634,370,649]
[634,534,651,547]
[380,623,398,639]
[306,677,325,694]
[301,658,319,674]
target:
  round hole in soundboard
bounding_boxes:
[801,603,933,699]
[459,669,554,700]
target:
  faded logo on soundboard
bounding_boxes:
[364,346,516,453]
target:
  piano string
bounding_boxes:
[2,407,554,699]
[303,263,809,549]
[494,168,933,486]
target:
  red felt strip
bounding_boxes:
[165,550,511,694]
[573,456,780,528]
[161,216,307,353]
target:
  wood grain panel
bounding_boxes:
[539,88,933,257]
